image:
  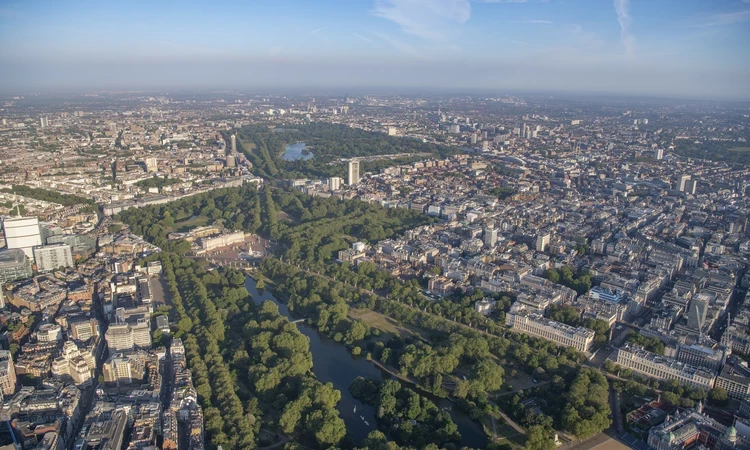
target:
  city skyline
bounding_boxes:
[0,0,749,99]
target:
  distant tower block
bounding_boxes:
[230,134,237,153]
[144,157,158,173]
[348,160,360,185]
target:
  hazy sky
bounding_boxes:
[1,0,749,99]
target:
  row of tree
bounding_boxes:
[161,253,349,449]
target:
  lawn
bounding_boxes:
[349,308,431,340]
[484,415,526,449]
[174,216,209,232]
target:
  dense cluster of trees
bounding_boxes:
[231,123,457,180]
[544,266,593,295]
[504,368,610,443]
[604,360,721,409]
[134,176,182,190]
[119,177,618,448]
[487,187,517,201]
[547,305,610,348]
[350,378,460,448]
[674,139,750,167]
[625,331,665,355]
[2,185,96,208]
[160,253,347,449]
[119,185,430,265]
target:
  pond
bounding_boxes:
[282,142,314,161]
[245,276,488,448]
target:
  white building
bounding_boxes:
[2,217,42,261]
[475,299,497,316]
[348,160,360,186]
[506,310,595,353]
[0,350,16,396]
[50,340,95,386]
[36,323,63,343]
[535,233,550,252]
[33,243,73,272]
[484,228,498,247]
[105,319,151,352]
[328,177,343,191]
[613,344,716,390]
[144,157,158,172]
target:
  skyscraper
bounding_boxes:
[535,233,551,252]
[348,160,360,185]
[679,175,691,192]
[688,295,708,332]
[40,117,49,128]
[230,134,237,153]
[484,227,498,247]
[2,217,42,262]
[0,350,16,397]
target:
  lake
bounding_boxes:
[282,142,314,161]
[245,276,487,448]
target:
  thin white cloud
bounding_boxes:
[353,33,373,44]
[370,0,471,40]
[371,31,424,58]
[309,27,328,35]
[613,0,636,56]
[564,23,604,49]
[697,9,750,26]
[509,20,553,24]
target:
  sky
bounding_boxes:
[0,0,749,99]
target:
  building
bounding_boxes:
[685,179,698,195]
[36,324,63,343]
[50,341,94,386]
[2,217,42,261]
[104,320,151,352]
[449,124,460,133]
[676,343,726,372]
[0,350,16,397]
[69,317,100,342]
[328,177,343,191]
[74,405,129,450]
[230,134,237,153]
[535,233,551,252]
[40,117,49,128]
[613,344,716,390]
[144,157,158,172]
[506,310,595,353]
[475,298,496,316]
[197,231,245,252]
[348,160,360,186]
[678,175,691,192]
[687,296,709,332]
[102,352,148,386]
[33,244,73,272]
[647,407,735,450]
[0,248,32,284]
[484,228,498,248]
[716,357,750,401]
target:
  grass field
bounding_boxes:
[483,415,526,449]
[729,147,750,153]
[174,216,209,232]
[349,308,431,340]
[240,139,256,151]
